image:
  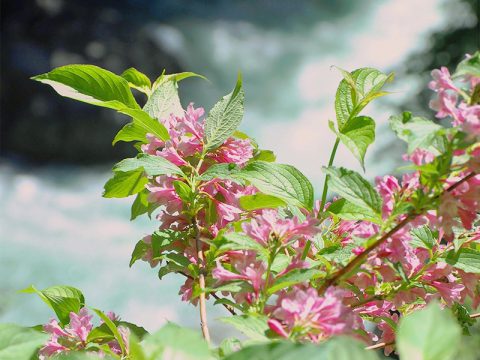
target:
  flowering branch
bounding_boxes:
[319,172,477,294]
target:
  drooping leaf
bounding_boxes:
[239,194,287,210]
[20,285,85,326]
[445,248,480,274]
[219,315,270,341]
[235,161,314,210]
[323,167,382,220]
[144,72,205,121]
[129,239,149,267]
[131,189,150,221]
[389,112,445,154]
[103,169,148,198]
[121,67,151,95]
[141,323,211,360]
[32,64,139,110]
[113,108,170,144]
[335,67,391,130]
[0,324,49,360]
[396,302,462,360]
[113,154,184,177]
[223,336,379,360]
[330,116,375,170]
[204,74,244,150]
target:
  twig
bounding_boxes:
[471,313,480,319]
[365,341,394,350]
[176,268,236,315]
[319,172,477,294]
[193,218,211,343]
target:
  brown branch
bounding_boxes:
[176,269,236,316]
[471,312,480,319]
[319,172,477,294]
[193,218,211,343]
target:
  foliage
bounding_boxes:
[3,52,480,359]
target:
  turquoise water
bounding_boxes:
[0,0,455,341]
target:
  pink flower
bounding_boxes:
[403,148,435,166]
[457,103,480,138]
[268,287,359,342]
[212,251,266,296]
[241,210,319,247]
[429,67,459,93]
[67,308,93,342]
[210,137,254,165]
[429,90,459,119]
[438,174,480,239]
[376,175,401,217]
[40,308,94,358]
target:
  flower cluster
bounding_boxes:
[39,308,129,359]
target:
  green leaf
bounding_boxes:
[20,285,85,326]
[239,194,287,211]
[220,233,266,253]
[204,74,244,150]
[0,324,49,360]
[335,67,391,130]
[268,269,320,294]
[327,198,381,223]
[173,181,192,202]
[219,315,270,341]
[129,239,149,267]
[198,163,242,182]
[131,190,150,221]
[252,150,276,162]
[92,309,126,356]
[144,72,205,121]
[121,67,151,95]
[113,108,170,144]
[445,248,480,274]
[397,302,462,360]
[141,323,212,360]
[113,154,184,177]
[235,161,314,210]
[323,167,382,220]
[331,116,375,170]
[151,72,207,92]
[410,226,436,249]
[223,336,379,360]
[389,112,444,154]
[103,169,148,198]
[453,51,480,79]
[32,64,139,110]
[144,77,183,121]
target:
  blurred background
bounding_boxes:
[0,0,479,343]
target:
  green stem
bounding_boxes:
[319,137,340,215]
[301,137,340,260]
